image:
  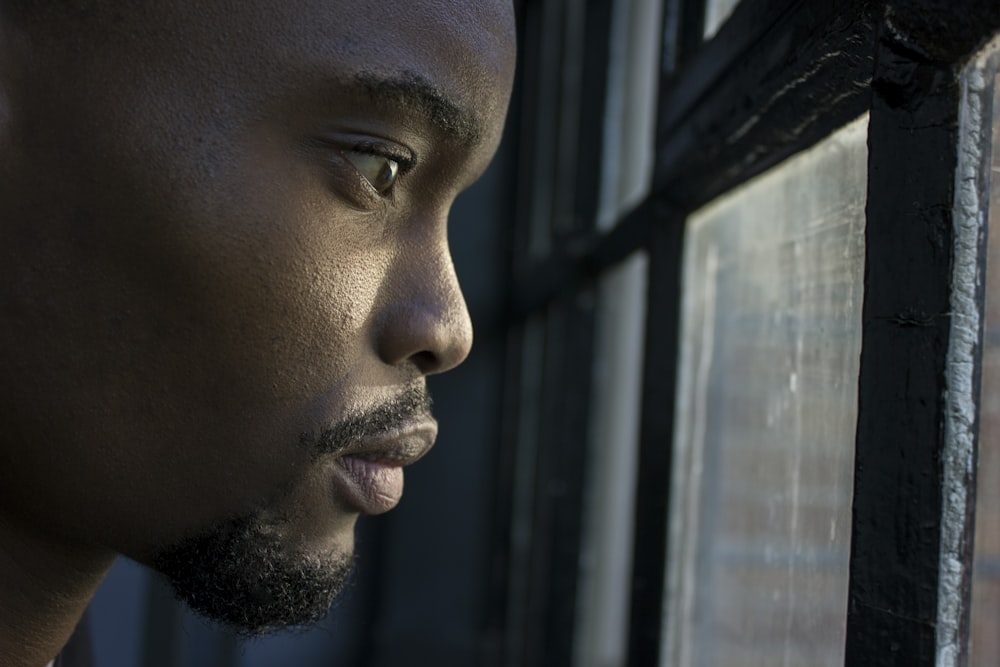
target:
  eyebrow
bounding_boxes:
[353,71,483,148]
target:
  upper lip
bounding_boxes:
[336,416,438,467]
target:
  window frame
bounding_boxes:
[497,1,1000,666]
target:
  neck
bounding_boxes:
[0,515,114,667]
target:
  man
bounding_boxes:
[0,0,516,665]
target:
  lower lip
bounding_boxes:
[333,456,405,515]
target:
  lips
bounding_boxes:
[331,418,437,515]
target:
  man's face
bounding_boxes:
[0,0,515,633]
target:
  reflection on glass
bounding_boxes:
[704,0,741,38]
[971,65,1000,666]
[663,116,868,667]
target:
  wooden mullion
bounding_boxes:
[625,201,685,667]
[845,2,1000,664]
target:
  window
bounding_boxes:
[498,1,1000,666]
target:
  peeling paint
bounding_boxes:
[937,36,1000,667]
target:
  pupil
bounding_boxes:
[376,161,397,192]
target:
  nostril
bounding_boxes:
[409,350,440,374]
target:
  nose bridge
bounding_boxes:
[376,219,473,375]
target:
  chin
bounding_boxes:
[151,512,355,636]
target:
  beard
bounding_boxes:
[151,383,432,636]
[152,514,354,636]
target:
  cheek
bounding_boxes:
[190,152,395,403]
[236,241,391,401]
[89,220,393,552]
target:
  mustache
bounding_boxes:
[302,384,433,457]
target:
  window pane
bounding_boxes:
[663,116,868,667]
[574,252,648,667]
[971,42,1000,667]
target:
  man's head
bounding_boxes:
[0,0,515,636]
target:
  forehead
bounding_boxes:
[79,0,516,146]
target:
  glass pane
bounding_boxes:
[663,116,868,667]
[971,45,1000,667]
[574,252,648,667]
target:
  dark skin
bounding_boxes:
[0,1,516,665]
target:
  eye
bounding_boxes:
[343,150,400,194]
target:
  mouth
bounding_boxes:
[331,417,438,515]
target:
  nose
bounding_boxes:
[375,235,473,376]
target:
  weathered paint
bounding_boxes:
[938,37,1000,666]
